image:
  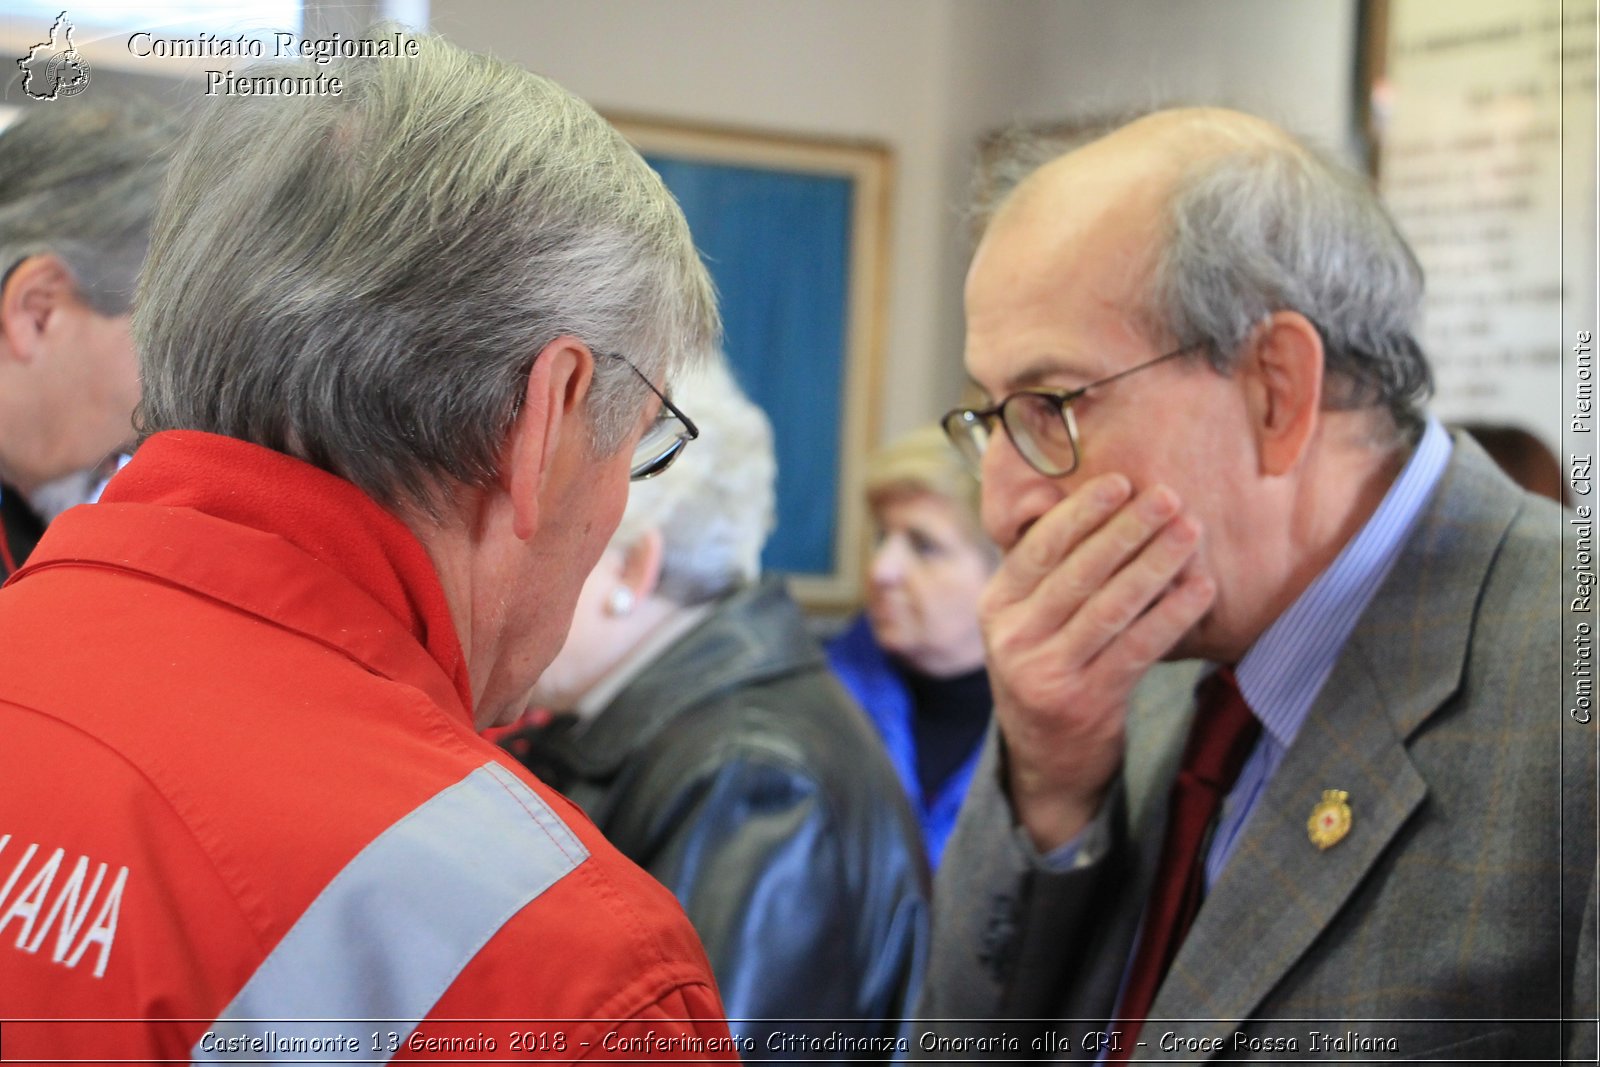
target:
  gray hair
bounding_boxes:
[134,30,719,517]
[0,99,182,314]
[1149,141,1432,431]
[611,357,774,605]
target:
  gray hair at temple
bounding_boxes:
[1148,137,1432,433]
[0,99,183,314]
[611,358,775,605]
[134,30,719,518]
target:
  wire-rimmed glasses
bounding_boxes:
[604,353,699,481]
[941,344,1201,477]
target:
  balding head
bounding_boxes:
[959,107,1434,659]
[991,109,1296,255]
[980,107,1431,432]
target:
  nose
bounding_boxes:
[980,431,1068,551]
[870,536,907,586]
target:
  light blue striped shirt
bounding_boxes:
[1039,419,1453,880]
[1203,416,1452,887]
[1053,418,1453,1057]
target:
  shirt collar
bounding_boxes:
[1234,417,1453,748]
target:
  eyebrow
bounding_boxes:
[970,355,1097,396]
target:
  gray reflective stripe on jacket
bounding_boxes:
[191,761,588,1063]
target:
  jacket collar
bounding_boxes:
[546,576,821,779]
[13,430,473,719]
[1146,432,1531,1048]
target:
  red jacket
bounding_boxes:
[0,432,736,1063]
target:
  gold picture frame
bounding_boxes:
[610,116,892,612]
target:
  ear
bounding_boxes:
[0,254,75,365]
[507,336,596,541]
[1240,310,1324,477]
[617,527,665,601]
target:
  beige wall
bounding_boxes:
[430,0,1358,442]
[3,0,1359,438]
[1015,0,1359,146]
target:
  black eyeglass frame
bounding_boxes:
[0,256,36,300]
[942,343,1204,478]
[599,352,700,481]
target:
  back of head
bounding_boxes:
[0,99,182,313]
[613,358,775,605]
[134,30,719,518]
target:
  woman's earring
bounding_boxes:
[605,586,636,617]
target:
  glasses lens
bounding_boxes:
[631,437,687,481]
[1004,393,1077,476]
[630,414,688,481]
[941,409,990,475]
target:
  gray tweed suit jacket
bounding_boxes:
[920,435,1597,1063]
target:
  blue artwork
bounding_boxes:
[643,154,853,576]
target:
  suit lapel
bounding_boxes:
[1133,435,1522,1058]
[1123,663,1206,836]
[1144,650,1426,1048]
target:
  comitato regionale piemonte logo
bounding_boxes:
[18,11,92,101]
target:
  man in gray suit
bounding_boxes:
[926,108,1595,1062]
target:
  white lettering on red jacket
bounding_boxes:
[0,833,129,978]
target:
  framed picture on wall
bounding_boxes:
[610,116,892,612]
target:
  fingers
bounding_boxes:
[987,479,1197,640]
[981,478,1211,698]
[1108,571,1216,673]
[980,475,1215,852]
[1041,505,1200,663]
[1024,487,1181,632]
[986,473,1133,606]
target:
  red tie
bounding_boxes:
[1111,667,1260,1059]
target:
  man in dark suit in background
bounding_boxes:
[925,107,1594,1061]
[0,101,178,575]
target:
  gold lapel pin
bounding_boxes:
[1308,789,1352,850]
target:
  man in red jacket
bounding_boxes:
[0,30,736,1063]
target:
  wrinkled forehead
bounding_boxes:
[979,125,1190,267]
[963,172,1171,388]
[974,184,1164,292]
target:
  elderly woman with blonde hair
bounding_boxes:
[503,359,927,1057]
[826,424,999,870]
